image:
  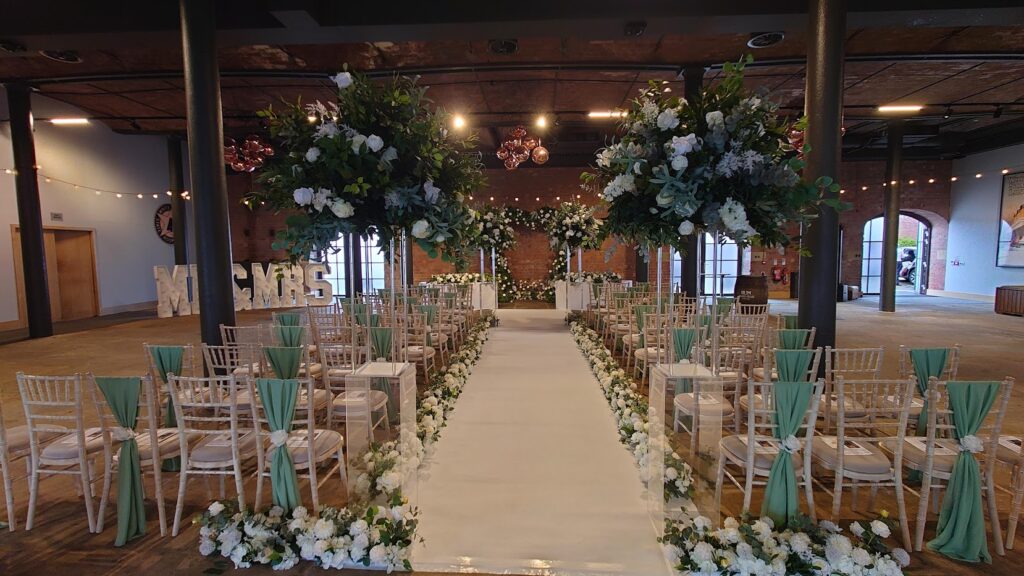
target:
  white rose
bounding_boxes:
[367,134,384,152]
[350,133,367,153]
[208,501,225,516]
[329,199,355,219]
[311,188,330,212]
[423,180,441,204]
[305,147,321,162]
[411,219,431,239]
[199,539,216,556]
[293,187,314,206]
[870,519,891,538]
[891,547,911,567]
[670,154,689,171]
[381,146,398,162]
[331,71,353,89]
[852,548,873,566]
[656,108,680,131]
[677,220,694,236]
[313,518,334,539]
[369,544,387,564]
[850,521,865,537]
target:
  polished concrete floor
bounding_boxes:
[0,295,1022,575]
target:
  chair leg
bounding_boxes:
[803,464,816,522]
[255,465,264,512]
[915,472,933,552]
[714,452,726,514]
[96,449,114,533]
[152,464,167,536]
[988,473,1006,556]
[831,471,844,519]
[1,451,14,531]
[233,466,246,513]
[80,462,97,534]
[894,481,913,552]
[337,447,348,491]
[1006,470,1024,550]
[26,466,39,530]
[742,462,756,515]
[172,470,188,537]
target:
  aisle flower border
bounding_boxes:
[195,318,491,572]
[568,321,910,576]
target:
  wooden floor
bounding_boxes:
[1,296,1023,575]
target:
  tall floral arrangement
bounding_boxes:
[582,56,843,252]
[548,201,604,251]
[253,70,485,265]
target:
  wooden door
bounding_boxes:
[53,230,98,320]
[11,227,98,324]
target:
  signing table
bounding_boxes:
[553,280,593,311]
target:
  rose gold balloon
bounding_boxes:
[504,157,518,170]
[496,147,510,160]
[513,144,529,158]
[511,125,527,139]
[251,156,264,168]
[522,136,538,150]
[231,161,246,172]
[262,146,275,157]
[503,139,517,151]
[531,145,550,164]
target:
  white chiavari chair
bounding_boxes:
[322,345,390,434]
[716,378,824,519]
[1,395,69,531]
[812,377,916,550]
[167,374,258,536]
[18,372,106,532]
[820,347,884,432]
[251,376,346,512]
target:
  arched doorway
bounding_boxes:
[861,212,932,295]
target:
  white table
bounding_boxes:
[553,280,594,310]
[472,282,497,310]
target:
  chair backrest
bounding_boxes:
[744,378,825,457]
[88,373,160,433]
[768,328,816,350]
[825,347,884,385]
[17,372,92,437]
[735,303,770,316]
[765,347,823,383]
[144,343,196,384]
[898,345,961,382]
[203,344,261,377]
[833,378,916,469]
[167,374,246,435]
[220,324,265,347]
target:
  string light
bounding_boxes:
[1003,168,1010,174]
[861,185,868,191]
[908,179,915,185]
[951,176,958,182]
[928,178,935,184]
[975,173,983,178]
[0,167,186,200]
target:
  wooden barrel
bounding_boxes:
[995,285,1024,316]
[734,275,769,304]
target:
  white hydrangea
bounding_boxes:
[304,147,321,162]
[656,108,680,131]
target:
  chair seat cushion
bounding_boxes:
[285,429,344,466]
[812,436,892,475]
[41,427,107,460]
[610,324,631,334]
[996,435,1024,464]
[299,363,323,379]
[820,394,868,418]
[721,435,802,471]
[331,390,389,414]
[232,362,263,376]
[634,347,668,361]
[4,425,67,454]
[627,334,642,346]
[674,393,735,417]
[297,388,332,410]
[881,437,958,474]
[136,428,201,461]
[190,430,259,463]
[751,367,777,382]
[737,394,765,413]
[406,346,436,359]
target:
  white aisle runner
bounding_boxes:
[413,310,671,576]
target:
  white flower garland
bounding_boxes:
[196,318,491,572]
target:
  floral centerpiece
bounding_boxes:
[429,272,482,285]
[567,271,622,283]
[548,201,604,250]
[253,69,485,264]
[582,56,844,252]
[475,206,516,254]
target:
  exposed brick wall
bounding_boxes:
[225,161,952,294]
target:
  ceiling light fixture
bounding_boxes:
[452,114,466,129]
[50,118,89,125]
[943,107,952,119]
[1003,169,1010,174]
[951,176,958,182]
[928,178,935,184]
[877,105,923,114]
[861,186,868,191]
[588,110,627,119]
[496,125,549,170]
[747,32,785,49]
[535,115,547,128]
[976,173,983,178]
[908,179,915,185]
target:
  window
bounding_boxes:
[669,234,742,295]
[361,235,387,294]
[321,233,386,298]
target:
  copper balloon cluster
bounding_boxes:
[496,125,549,170]
[224,134,274,172]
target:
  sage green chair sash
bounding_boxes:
[672,328,697,362]
[774,349,814,382]
[927,380,1000,563]
[714,298,734,322]
[148,345,184,471]
[264,346,303,379]
[762,381,814,527]
[275,312,302,327]
[95,377,146,546]
[275,325,306,347]
[777,329,810,350]
[420,305,438,346]
[255,378,302,511]
[633,305,654,346]
[910,348,949,432]
[369,327,393,360]
[781,314,799,329]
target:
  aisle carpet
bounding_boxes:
[413,310,671,575]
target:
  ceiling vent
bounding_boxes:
[488,39,518,56]
[747,32,785,49]
[39,49,82,63]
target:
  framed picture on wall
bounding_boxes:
[997,171,1024,267]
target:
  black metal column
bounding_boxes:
[7,84,53,338]
[167,137,189,266]
[180,0,235,345]
[680,65,704,297]
[797,0,846,349]
[879,120,904,312]
[351,235,364,296]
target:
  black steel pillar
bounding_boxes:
[167,137,189,266]
[680,65,704,297]
[879,120,904,312]
[7,84,53,338]
[635,247,649,284]
[180,0,235,345]
[797,0,846,349]
[351,235,364,296]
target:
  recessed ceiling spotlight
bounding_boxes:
[39,49,82,64]
[623,21,647,37]
[0,39,27,54]
[943,106,952,119]
[535,115,547,128]
[452,114,466,129]
[1003,169,1010,174]
[928,178,935,184]
[747,31,785,49]
[488,38,518,56]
